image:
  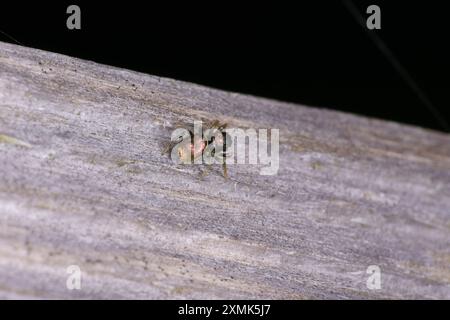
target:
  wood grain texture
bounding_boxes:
[0,41,449,299]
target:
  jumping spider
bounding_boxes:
[162,120,231,178]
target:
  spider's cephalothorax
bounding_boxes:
[163,120,231,178]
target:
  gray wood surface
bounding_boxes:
[0,41,449,299]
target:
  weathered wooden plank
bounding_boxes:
[0,41,449,299]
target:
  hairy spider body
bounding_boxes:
[163,120,230,178]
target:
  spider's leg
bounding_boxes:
[161,141,176,155]
[200,163,213,178]
[204,119,221,130]
[222,161,228,179]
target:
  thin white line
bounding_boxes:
[0,29,24,46]
[342,0,449,132]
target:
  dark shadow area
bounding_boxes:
[1,1,449,132]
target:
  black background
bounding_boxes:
[0,300,443,318]
[1,1,449,132]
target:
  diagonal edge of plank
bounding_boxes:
[0,41,449,299]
